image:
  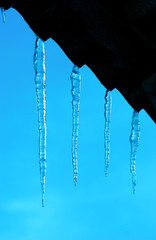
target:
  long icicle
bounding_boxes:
[104,90,112,177]
[33,37,47,207]
[130,110,140,194]
[71,65,81,186]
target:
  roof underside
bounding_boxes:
[1,0,156,122]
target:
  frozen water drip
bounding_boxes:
[71,65,81,186]
[104,90,112,177]
[34,37,47,207]
[1,7,5,23]
[130,110,140,194]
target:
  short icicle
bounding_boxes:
[33,37,47,207]
[129,110,140,194]
[1,7,5,23]
[104,90,112,177]
[70,65,81,186]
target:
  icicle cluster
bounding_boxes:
[1,7,5,22]
[104,90,112,176]
[71,65,81,185]
[34,37,47,207]
[130,110,140,194]
[0,5,144,203]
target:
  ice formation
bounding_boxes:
[70,65,81,185]
[130,110,140,194]
[104,90,112,176]
[33,37,47,207]
[1,7,5,22]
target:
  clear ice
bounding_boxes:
[104,90,112,177]
[1,7,5,22]
[70,65,81,185]
[129,110,140,194]
[33,37,47,207]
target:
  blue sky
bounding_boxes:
[0,8,156,240]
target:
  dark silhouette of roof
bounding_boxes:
[1,0,156,122]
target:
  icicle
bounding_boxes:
[33,37,47,207]
[129,110,140,194]
[104,90,112,177]
[70,65,81,186]
[1,7,5,23]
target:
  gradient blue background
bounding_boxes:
[0,8,156,240]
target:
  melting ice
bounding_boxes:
[130,110,140,194]
[70,65,81,185]
[104,90,112,176]
[34,37,47,207]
